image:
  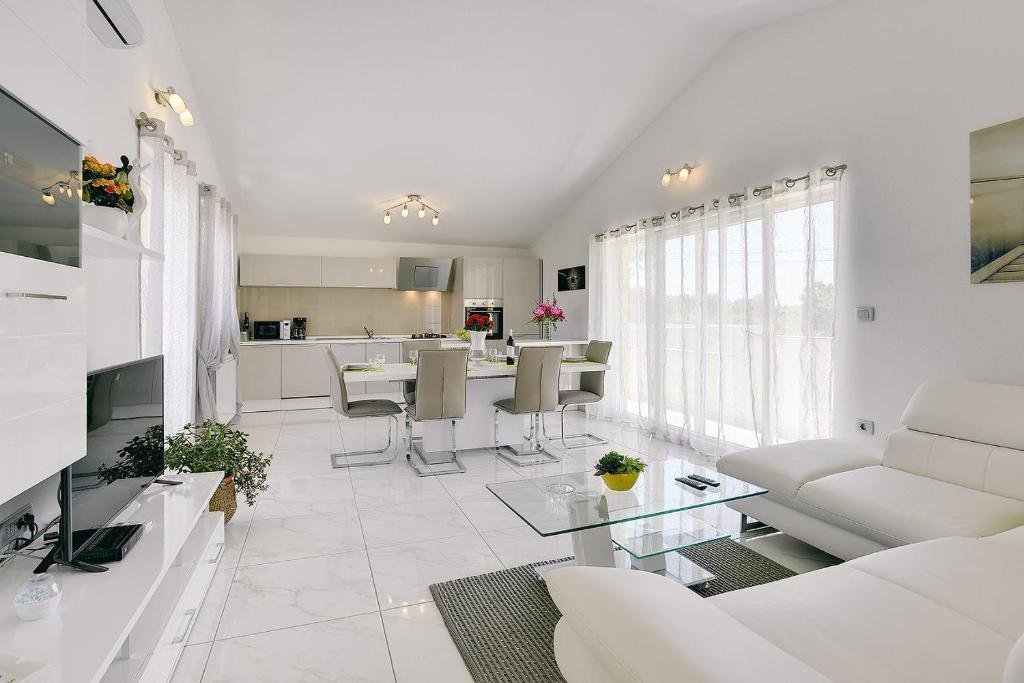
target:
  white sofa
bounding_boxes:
[548,526,1024,682]
[717,380,1024,560]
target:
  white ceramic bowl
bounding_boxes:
[13,573,62,621]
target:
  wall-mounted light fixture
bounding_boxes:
[154,86,195,127]
[383,194,441,227]
[660,163,698,187]
[40,171,82,205]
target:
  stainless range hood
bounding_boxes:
[396,257,454,291]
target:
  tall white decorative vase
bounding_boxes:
[469,331,488,362]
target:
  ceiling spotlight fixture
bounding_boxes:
[154,86,195,127]
[40,170,81,206]
[382,194,441,227]
[661,163,698,187]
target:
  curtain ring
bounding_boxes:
[135,112,158,132]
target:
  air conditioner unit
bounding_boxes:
[87,0,144,49]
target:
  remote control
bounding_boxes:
[687,474,720,487]
[675,477,707,491]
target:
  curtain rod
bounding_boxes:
[971,174,1024,184]
[595,162,846,241]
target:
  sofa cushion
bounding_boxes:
[797,466,1024,545]
[712,563,1013,683]
[547,567,829,683]
[849,536,1024,639]
[716,439,880,499]
[901,380,1024,451]
[883,428,1024,501]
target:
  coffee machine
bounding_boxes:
[291,317,307,340]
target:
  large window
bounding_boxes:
[589,169,842,453]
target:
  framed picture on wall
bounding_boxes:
[970,116,1024,283]
[557,265,585,291]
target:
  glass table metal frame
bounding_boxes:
[486,460,766,585]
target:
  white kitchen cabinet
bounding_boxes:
[501,257,542,338]
[281,344,331,398]
[238,345,282,410]
[329,344,367,396]
[462,257,503,300]
[0,252,86,506]
[364,342,402,395]
[321,257,397,288]
[238,254,322,287]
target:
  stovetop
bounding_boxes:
[410,332,450,339]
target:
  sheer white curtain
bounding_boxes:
[590,167,842,455]
[196,187,240,421]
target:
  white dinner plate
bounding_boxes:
[564,356,588,362]
[345,362,371,370]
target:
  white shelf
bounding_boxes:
[0,472,223,683]
[83,224,164,261]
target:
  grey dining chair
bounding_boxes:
[327,347,402,468]
[400,339,443,407]
[493,345,563,467]
[404,349,469,477]
[541,340,612,448]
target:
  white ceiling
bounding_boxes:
[166,0,836,247]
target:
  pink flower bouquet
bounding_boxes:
[528,294,566,336]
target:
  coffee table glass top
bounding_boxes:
[486,460,765,537]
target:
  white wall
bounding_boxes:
[239,234,530,259]
[530,0,1024,443]
[0,0,222,522]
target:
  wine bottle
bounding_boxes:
[506,328,515,365]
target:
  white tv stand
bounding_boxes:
[0,472,224,683]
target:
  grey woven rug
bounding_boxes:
[429,538,797,683]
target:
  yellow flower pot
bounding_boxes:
[602,472,640,491]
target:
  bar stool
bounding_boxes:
[326,347,402,468]
[400,339,442,407]
[542,340,612,449]
[493,345,563,467]
[404,349,469,477]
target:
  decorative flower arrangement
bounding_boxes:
[528,293,566,338]
[82,155,135,214]
[464,313,494,332]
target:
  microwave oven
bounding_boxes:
[252,320,282,340]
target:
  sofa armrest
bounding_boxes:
[547,567,829,683]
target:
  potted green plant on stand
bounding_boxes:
[165,420,272,523]
[593,451,647,491]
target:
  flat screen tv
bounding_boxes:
[0,86,81,267]
[36,356,164,573]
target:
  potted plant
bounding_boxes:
[165,420,272,523]
[527,294,566,340]
[464,312,494,362]
[593,451,646,491]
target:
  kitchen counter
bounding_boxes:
[240,337,590,347]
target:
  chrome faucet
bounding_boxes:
[363,326,375,339]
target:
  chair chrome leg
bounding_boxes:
[541,405,608,449]
[330,415,399,468]
[494,410,561,468]
[408,418,466,477]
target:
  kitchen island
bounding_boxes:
[238,336,591,412]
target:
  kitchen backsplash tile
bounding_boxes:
[237,287,449,335]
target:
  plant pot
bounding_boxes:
[208,475,238,523]
[601,472,640,491]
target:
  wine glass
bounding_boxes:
[409,350,418,365]
[376,353,386,368]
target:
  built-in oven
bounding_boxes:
[464,300,504,340]
[252,320,282,340]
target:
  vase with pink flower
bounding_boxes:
[528,294,566,340]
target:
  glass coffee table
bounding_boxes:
[486,460,766,586]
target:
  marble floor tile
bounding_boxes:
[203,613,394,683]
[238,512,365,566]
[266,459,352,483]
[452,494,528,533]
[233,410,285,426]
[281,408,338,424]
[381,602,472,683]
[437,454,520,500]
[217,551,379,640]
[368,533,503,609]
[252,475,357,520]
[350,466,451,509]
[359,498,477,549]
[171,642,212,683]
[480,526,573,568]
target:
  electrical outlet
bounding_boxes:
[0,503,33,552]
[855,306,875,322]
[856,419,875,436]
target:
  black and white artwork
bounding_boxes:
[557,265,586,291]
[971,117,1024,283]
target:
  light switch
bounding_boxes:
[856,306,875,322]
